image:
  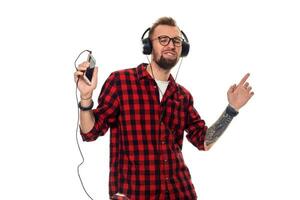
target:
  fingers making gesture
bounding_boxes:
[227,73,254,110]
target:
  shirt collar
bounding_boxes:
[136,63,177,86]
[136,63,181,102]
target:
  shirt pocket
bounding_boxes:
[164,98,186,132]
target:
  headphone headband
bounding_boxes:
[141,28,151,40]
[141,27,190,57]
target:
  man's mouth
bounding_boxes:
[163,51,177,57]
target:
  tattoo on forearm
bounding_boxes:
[205,111,234,146]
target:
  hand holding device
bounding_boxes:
[74,53,98,99]
[83,54,96,85]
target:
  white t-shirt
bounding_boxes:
[155,79,169,102]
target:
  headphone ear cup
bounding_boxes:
[181,41,190,57]
[142,38,152,55]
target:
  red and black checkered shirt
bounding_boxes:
[81,63,207,200]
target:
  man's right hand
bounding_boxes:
[74,61,98,99]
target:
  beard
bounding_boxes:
[153,51,178,70]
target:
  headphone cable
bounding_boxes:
[145,56,183,84]
[74,50,95,200]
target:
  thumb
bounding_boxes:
[228,84,236,93]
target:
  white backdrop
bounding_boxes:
[1,0,300,199]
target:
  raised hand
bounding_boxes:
[227,73,254,110]
[74,61,98,99]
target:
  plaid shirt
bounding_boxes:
[81,63,207,200]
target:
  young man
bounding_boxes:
[74,17,254,200]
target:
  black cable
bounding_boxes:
[74,50,95,200]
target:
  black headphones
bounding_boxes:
[141,27,190,57]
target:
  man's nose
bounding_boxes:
[166,39,176,49]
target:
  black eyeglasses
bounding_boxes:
[152,35,184,47]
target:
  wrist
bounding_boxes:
[80,93,92,100]
[228,103,239,112]
[80,99,93,106]
[80,96,92,101]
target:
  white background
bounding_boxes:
[1,0,299,199]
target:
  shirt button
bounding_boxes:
[161,140,165,144]
[164,159,167,163]
[165,177,169,181]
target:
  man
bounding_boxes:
[74,17,254,200]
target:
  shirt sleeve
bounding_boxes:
[184,93,207,151]
[80,72,120,142]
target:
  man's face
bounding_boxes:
[151,25,182,70]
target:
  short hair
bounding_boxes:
[149,17,178,39]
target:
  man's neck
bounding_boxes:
[146,62,170,81]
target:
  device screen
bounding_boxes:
[85,54,96,83]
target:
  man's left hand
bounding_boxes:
[227,73,254,110]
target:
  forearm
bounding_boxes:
[79,99,96,133]
[205,105,238,150]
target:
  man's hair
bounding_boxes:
[149,17,178,39]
